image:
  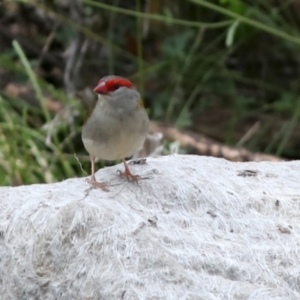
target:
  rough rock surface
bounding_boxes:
[0,155,300,299]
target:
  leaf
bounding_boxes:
[226,20,240,47]
[219,0,245,15]
[176,108,192,129]
[162,30,195,59]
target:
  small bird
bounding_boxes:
[82,75,150,191]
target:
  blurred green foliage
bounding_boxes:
[1,0,300,186]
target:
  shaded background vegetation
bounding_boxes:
[1,0,300,186]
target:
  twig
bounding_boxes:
[74,153,87,176]
[236,121,260,147]
[73,38,90,86]
[64,38,80,98]
[150,121,284,162]
[35,22,60,73]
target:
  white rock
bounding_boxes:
[0,155,300,299]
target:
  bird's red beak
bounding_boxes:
[93,81,108,95]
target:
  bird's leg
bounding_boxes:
[87,156,109,191]
[117,158,141,183]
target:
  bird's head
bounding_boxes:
[93,75,143,110]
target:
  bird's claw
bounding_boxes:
[87,177,109,191]
[117,169,141,183]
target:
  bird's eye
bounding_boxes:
[113,84,121,90]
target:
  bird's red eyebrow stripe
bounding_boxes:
[94,77,134,94]
[105,78,134,90]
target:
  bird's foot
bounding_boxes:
[117,169,141,183]
[87,176,109,191]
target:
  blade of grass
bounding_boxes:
[172,28,206,125]
[136,0,144,97]
[12,40,51,123]
[108,0,120,74]
[82,0,233,29]
[276,98,300,156]
[187,0,300,46]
